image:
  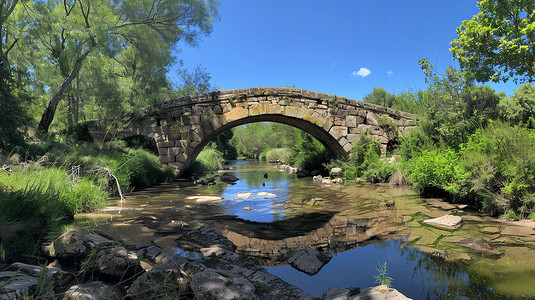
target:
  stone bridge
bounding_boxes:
[124,87,416,176]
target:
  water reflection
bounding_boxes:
[77,160,535,299]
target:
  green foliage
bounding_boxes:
[292,130,332,171]
[0,178,100,266]
[404,147,470,197]
[326,133,394,182]
[47,142,175,193]
[499,83,535,128]
[373,262,393,287]
[451,0,535,83]
[403,122,535,217]
[196,142,225,171]
[263,148,294,163]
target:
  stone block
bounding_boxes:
[176,154,187,163]
[338,137,349,148]
[346,133,360,142]
[366,111,379,126]
[322,119,334,133]
[169,147,183,156]
[328,126,348,140]
[249,104,266,116]
[221,107,249,125]
[266,103,283,114]
[343,142,353,152]
[158,147,170,156]
[176,140,189,148]
[160,155,174,164]
[157,141,174,148]
[186,147,195,156]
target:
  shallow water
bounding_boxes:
[76,160,535,299]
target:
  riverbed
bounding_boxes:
[76,160,535,299]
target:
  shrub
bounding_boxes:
[264,148,294,163]
[196,142,225,171]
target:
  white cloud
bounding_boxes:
[351,67,371,78]
[387,70,394,77]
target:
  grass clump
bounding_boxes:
[195,142,225,171]
[263,148,293,163]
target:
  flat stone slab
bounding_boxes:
[350,285,411,299]
[423,215,462,229]
[288,248,332,275]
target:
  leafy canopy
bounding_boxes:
[451,0,535,83]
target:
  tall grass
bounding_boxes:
[0,167,107,266]
[263,148,293,162]
[47,141,175,193]
[196,143,225,170]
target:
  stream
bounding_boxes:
[76,160,535,299]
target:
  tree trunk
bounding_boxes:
[37,63,81,132]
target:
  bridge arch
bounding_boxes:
[124,87,416,176]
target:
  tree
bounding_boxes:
[499,83,535,127]
[0,0,31,146]
[10,0,218,132]
[451,0,535,83]
[363,87,396,108]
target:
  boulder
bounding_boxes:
[332,178,344,184]
[237,192,254,199]
[220,174,240,183]
[43,229,111,258]
[0,271,40,299]
[350,285,411,300]
[423,215,462,230]
[95,247,140,276]
[63,281,125,300]
[6,262,73,287]
[330,167,343,176]
[287,248,332,275]
[194,177,216,185]
[127,268,189,300]
[191,269,259,300]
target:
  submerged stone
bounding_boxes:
[423,214,462,229]
[288,248,332,275]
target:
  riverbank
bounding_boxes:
[0,228,410,299]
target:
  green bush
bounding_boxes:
[196,142,225,171]
[264,148,294,163]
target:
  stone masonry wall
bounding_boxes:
[124,87,417,176]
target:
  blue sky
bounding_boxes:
[175,1,521,101]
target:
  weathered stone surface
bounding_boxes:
[330,167,343,175]
[220,174,240,183]
[177,226,237,252]
[423,215,462,230]
[323,288,355,300]
[0,271,39,300]
[44,229,112,258]
[192,269,259,300]
[6,262,73,287]
[127,268,188,300]
[64,281,125,300]
[350,285,411,300]
[95,247,140,276]
[456,238,502,256]
[287,248,332,275]
[123,87,417,177]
